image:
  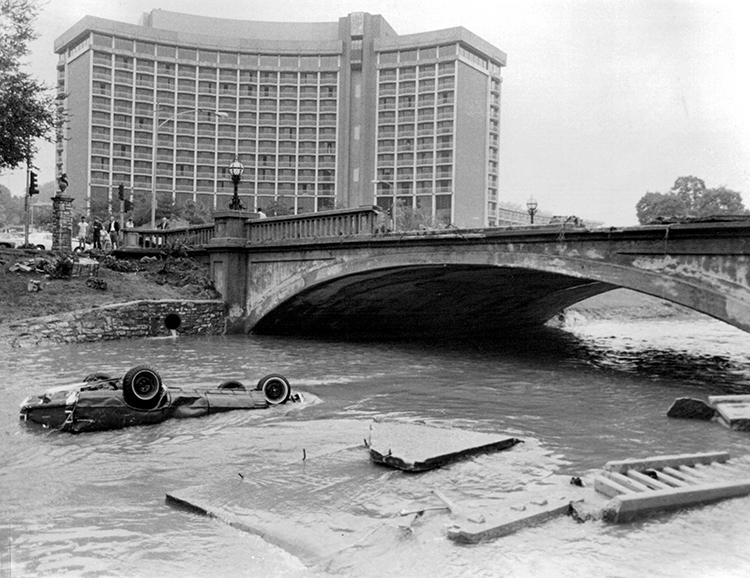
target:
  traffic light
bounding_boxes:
[124,198,134,212]
[118,183,125,200]
[28,171,39,196]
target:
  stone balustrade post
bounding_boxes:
[52,194,74,253]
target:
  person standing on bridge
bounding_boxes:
[76,217,89,251]
[256,207,267,219]
[107,217,120,250]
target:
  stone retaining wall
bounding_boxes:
[6,299,226,348]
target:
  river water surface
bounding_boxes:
[2,318,750,577]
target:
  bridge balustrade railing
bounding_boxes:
[126,224,215,249]
[247,207,384,243]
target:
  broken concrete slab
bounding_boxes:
[367,420,522,472]
[667,397,717,420]
[167,445,393,566]
[708,395,750,432]
[446,494,575,544]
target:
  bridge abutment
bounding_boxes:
[209,210,256,332]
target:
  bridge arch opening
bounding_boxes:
[252,264,619,338]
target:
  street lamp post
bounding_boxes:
[151,105,228,228]
[526,196,538,224]
[227,155,245,210]
[372,179,396,231]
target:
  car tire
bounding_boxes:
[218,380,245,390]
[257,374,291,405]
[122,365,164,410]
[84,372,113,383]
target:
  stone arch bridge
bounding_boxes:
[202,208,750,338]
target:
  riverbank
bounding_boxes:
[562,288,699,322]
[0,249,219,326]
[0,249,222,347]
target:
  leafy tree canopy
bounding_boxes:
[172,199,213,224]
[0,0,57,171]
[0,182,24,226]
[264,197,294,217]
[635,176,747,224]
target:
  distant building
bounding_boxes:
[54,10,506,227]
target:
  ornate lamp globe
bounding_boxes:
[227,156,246,210]
[228,156,244,179]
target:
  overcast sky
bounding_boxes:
[2,0,748,225]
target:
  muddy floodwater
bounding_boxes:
[2,317,750,577]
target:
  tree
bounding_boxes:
[173,199,213,224]
[395,200,440,231]
[635,191,687,224]
[695,186,746,216]
[0,183,24,226]
[635,177,748,224]
[670,175,707,215]
[264,197,293,217]
[0,0,57,171]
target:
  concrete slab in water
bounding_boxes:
[368,420,522,472]
[708,395,750,431]
[166,445,394,566]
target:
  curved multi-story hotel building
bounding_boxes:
[54,10,505,227]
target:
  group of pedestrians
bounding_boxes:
[76,215,132,251]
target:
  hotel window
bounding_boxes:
[114,55,133,70]
[198,81,216,94]
[438,60,456,74]
[399,95,415,108]
[240,85,257,97]
[280,72,297,84]
[113,144,131,157]
[137,60,154,72]
[419,66,436,81]
[93,81,110,96]
[157,62,174,76]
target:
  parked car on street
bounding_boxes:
[0,227,53,250]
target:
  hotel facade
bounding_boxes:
[54,11,506,228]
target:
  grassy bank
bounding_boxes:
[0,249,218,326]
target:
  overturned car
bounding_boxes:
[19,365,300,434]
